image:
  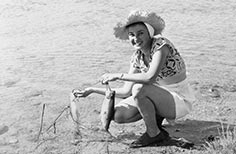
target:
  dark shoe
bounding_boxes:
[129,131,169,148]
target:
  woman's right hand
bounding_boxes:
[72,87,93,98]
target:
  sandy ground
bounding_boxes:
[0,0,236,154]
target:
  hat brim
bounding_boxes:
[113,11,165,40]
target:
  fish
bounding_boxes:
[70,91,80,130]
[100,83,115,131]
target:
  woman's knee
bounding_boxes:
[113,113,122,124]
[132,83,146,98]
[113,105,140,123]
[113,109,126,123]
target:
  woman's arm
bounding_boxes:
[78,64,138,98]
[112,65,138,98]
[88,81,132,98]
[118,46,169,83]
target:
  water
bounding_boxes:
[0,0,236,96]
[0,0,235,88]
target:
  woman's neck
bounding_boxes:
[140,38,153,56]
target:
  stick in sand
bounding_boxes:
[46,105,70,132]
[36,103,46,141]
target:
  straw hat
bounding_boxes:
[113,10,165,40]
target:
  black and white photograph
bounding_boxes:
[1,0,236,153]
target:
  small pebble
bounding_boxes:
[0,125,9,135]
[208,88,220,97]
[175,129,180,132]
[71,139,81,145]
[227,86,236,92]
[8,138,18,144]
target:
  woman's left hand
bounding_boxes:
[101,73,122,84]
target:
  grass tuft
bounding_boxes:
[204,124,236,154]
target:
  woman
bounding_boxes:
[72,10,195,148]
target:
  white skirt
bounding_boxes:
[160,79,195,120]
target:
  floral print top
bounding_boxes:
[130,35,186,82]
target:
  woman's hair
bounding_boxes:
[126,22,154,38]
[125,22,145,29]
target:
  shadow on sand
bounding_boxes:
[73,119,235,150]
[149,119,235,149]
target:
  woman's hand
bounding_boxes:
[72,87,93,98]
[101,73,123,84]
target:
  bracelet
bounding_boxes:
[119,73,124,79]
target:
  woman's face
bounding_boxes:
[127,23,152,51]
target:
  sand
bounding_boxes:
[0,0,236,153]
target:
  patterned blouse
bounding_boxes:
[130,35,186,82]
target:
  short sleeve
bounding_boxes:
[151,36,167,53]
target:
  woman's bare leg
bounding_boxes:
[113,83,176,137]
[114,97,142,123]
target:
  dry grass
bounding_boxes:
[203,125,236,154]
